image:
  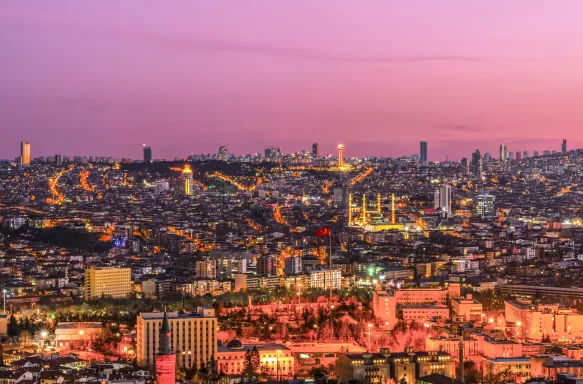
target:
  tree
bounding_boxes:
[7,315,19,338]
[464,361,480,384]
[243,346,260,379]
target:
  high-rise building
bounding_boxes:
[562,139,567,154]
[499,144,506,161]
[460,158,469,175]
[483,152,492,163]
[508,151,514,160]
[20,141,30,165]
[264,147,281,159]
[182,164,193,195]
[471,149,482,177]
[333,188,344,206]
[516,151,522,160]
[195,259,217,279]
[543,150,550,156]
[84,267,132,300]
[257,255,276,276]
[476,194,496,219]
[55,154,62,166]
[434,184,452,218]
[523,151,529,159]
[137,307,217,369]
[155,312,176,384]
[218,146,228,161]
[284,256,302,275]
[312,143,319,157]
[534,151,539,157]
[143,145,152,162]
[420,141,428,164]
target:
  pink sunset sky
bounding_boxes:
[1,1,583,160]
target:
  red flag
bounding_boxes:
[315,226,331,237]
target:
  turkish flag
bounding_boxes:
[315,226,331,237]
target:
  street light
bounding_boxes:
[368,324,373,352]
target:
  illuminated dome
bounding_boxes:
[337,144,345,150]
[226,339,244,349]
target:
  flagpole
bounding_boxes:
[329,230,332,303]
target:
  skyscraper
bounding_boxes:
[143,145,152,163]
[155,312,176,384]
[562,139,567,154]
[20,141,30,165]
[534,151,539,157]
[55,154,62,166]
[460,158,469,175]
[434,184,452,218]
[499,144,506,161]
[523,151,529,159]
[471,149,482,177]
[420,141,428,164]
[515,151,522,161]
[218,146,228,161]
[312,143,319,157]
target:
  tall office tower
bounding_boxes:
[533,151,539,157]
[284,255,302,275]
[218,146,228,161]
[471,149,482,177]
[483,152,492,163]
[476,194,496,219]
[20,141,30,165]
[137,307,217,369]
[257,255,276,276]
[143,145,152,162]
[155,312,176,384]
[523,151,529,159]
[420,141,428,164]
[84,267,132,300]
[182,164,193,195]
[460,158,469,175]
[499,144,506,160]
[312,143,320,157]
[543,150,551,156]
[434,184,452,218]
[55,154,63,166]
[337,144,344,167]
[516,151,522,160]
[508,152,514,160]
[562,139,567,153]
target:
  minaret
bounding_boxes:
[362,194,367,225]
[391,194,396,224]
[348,193,353,226]
[377,192,381,214]
[156,311,176,384]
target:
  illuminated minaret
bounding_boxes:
[182,164,193,195]
[348,193,353,226]
[156,311,176,384]
[362,194,367,225]
[377,192,381,214]
[337,144,344,167]
[391,194,396,224]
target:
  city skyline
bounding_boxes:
[2,1,583,159]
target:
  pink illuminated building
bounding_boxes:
[156,312,176,384]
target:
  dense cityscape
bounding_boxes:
[0,139,583,384]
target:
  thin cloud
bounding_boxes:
[436,124,484,132]
[1,6,576,65]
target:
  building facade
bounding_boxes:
[137,307,217,370]
[84,267,132,300]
